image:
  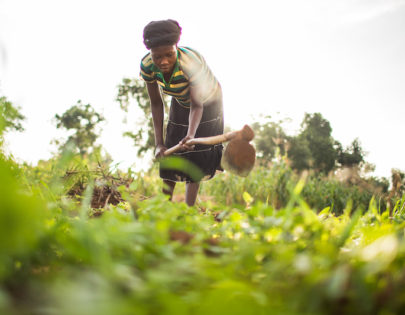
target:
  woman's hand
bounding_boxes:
[154,144,167,160]
[179,135,195,151]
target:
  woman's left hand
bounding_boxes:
[179,135,195,151]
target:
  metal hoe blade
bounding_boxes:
[221,139,256,177]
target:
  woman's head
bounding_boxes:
[143,19,182,50]
[143,19,182,74]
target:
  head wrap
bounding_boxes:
[143,19,182,49]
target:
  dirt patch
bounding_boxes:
[64,169,132,209]
[169,230,194,244]
[203,237,222,257]
[91,185,123,209]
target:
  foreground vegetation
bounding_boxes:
[1,150,405,315]
[2,91,405,314]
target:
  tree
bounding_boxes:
[336,138,365,167]
[54,101,104,155]
[252,115,288,163]
[0,96,25,137]
[288,113,337,174]
[286,136,312,171]
[116,78,169,157]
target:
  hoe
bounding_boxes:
[164,125,256,177]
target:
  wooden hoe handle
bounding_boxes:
[163,125,254,156]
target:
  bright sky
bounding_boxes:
[0,0,404,178]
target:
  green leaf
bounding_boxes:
[243,191,253,206]
[160,156,204,182]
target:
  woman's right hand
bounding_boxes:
[154,144,167,160]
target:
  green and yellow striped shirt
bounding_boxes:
[140,46,219,107]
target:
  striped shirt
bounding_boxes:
[140,46,219,107]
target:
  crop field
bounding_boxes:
[1,2,404,314]
[1,151,405,315]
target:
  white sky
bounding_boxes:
[0,0,404,178]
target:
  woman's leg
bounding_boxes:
[163,179,176,200]
[185,182,200,206]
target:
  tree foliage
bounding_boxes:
[286,136,312,171]
[336,138,365,167]
[116,78,169,157]
[253,112,366,175]
[54,100,104,155]
[0,96,25,137]
[252,115,287,163]
[297,112,337,174]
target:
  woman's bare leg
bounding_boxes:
[185,182,200,206]
[163,179,176,200]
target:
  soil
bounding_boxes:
[169,230,194,244]
[90,185,123,209]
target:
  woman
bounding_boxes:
[140,19,224,206]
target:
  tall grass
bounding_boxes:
[202,158,385,215]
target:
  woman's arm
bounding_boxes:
[179,85,203,149]
[146,82,166,156]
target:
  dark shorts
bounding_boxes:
[160,86,224,183]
